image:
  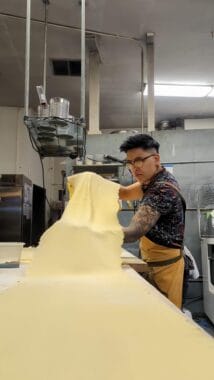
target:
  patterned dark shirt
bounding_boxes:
[140,168,185,248]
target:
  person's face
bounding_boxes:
[125,148,160,183]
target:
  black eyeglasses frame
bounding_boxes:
[123,153,158,167]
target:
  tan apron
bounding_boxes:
[140,236,184,309]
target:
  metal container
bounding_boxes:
[0,175,32,246]
[49,97,70,118]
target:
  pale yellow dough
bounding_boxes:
[0,172,214,380]
[27,172,123,276]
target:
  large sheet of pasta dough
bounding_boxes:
[0,172,214,380]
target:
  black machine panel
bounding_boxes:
[0,175,32,246]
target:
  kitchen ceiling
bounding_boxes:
[1,0,214,130]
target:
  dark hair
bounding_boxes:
[120,134,160,153]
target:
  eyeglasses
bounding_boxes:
[123,154,158,169]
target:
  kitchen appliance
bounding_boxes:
[24,0,86,158]
[0,175,32,246]
[24,116,85,158]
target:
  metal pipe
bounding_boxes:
[80,0,86,120]
[24,0,31,116]
[119,208,213,212]
[88,51,101,134]
[0,11,139,42]
[43,2,48,96]
[141,47,145,132]
[197,191,201,238]
[161,160,214,165]
[146,33,155,132]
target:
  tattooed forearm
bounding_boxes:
[123,205,160,243]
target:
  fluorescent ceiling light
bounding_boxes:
[143,84,212,97]
[207,87,214,97]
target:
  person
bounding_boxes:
[119,134,186,309]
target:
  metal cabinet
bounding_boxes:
[0,175,32,246]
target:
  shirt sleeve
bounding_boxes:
[141,183,179,215]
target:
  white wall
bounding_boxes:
[0,107,18,172]
[0,106,57,204]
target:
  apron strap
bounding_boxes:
[146,250,183,267]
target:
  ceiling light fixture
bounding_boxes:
[143,84,213,97]
[206,86,214,97]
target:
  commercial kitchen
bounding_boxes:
[0,1,214,379]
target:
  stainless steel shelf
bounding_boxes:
[72,163,122,178]
[24,116,85,157]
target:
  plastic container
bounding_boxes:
[0,243,24,268]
